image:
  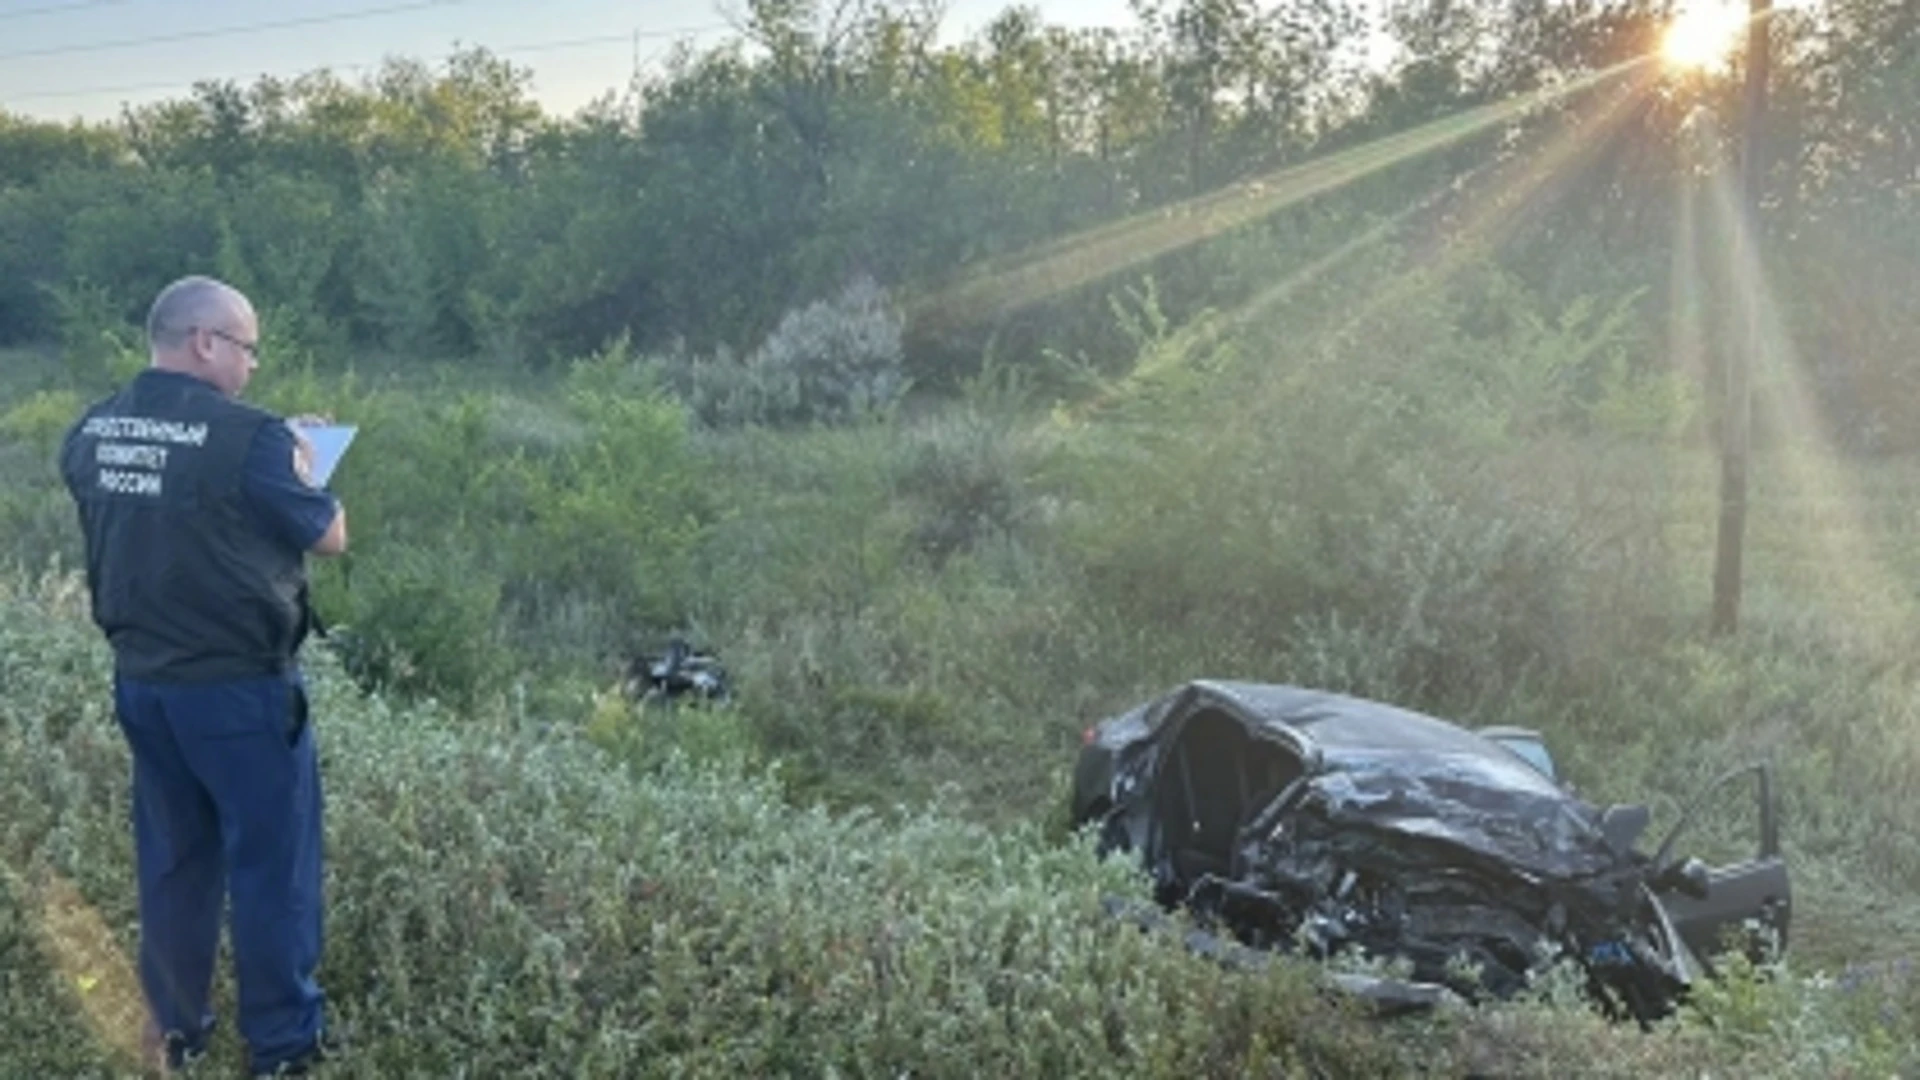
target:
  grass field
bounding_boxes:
[6,336,1920,1074]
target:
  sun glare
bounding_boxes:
[1662,1,1749,71]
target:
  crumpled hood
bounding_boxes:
[1303,751,1624,883]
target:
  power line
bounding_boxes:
[0,0,475,61]
[0,26,724,104]
[0,0,128,24]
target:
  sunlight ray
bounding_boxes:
[1255,64,1662,368]
[1060,63,1664,430]
[1692,128,1917,643]
[1655,139,1715,591]
[1403,68,1659,276]
[914,57,1655,329]
[4,862,146,1067]
[1129,205,1425,381]
[1669,141,1709,392]
[1048,203,1425,425]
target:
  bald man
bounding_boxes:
[60,276,344,1077]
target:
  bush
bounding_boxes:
[583,689,762,777]
[353,183,446,358]
[321,543,509,711]
[0,389,81,457]
[44,280,142,391]
[1046,252,1618,714]
[0,389,85,573]
[1291,470,1580,708]
[293,345,710,698]
[666,277,908,429]
[54,167,222,327]
[210,168,352,359]
[897,405,1033,562]
[510,341,709,624]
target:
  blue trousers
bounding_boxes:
[113,671,326,1071]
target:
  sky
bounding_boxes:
[0,0,1147,123]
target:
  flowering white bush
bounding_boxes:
[673,277,908,428]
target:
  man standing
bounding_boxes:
[60,276,345,1077]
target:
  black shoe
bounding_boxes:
[143,1024,210,1074]
[163,1031,208,1072]
[250,1033,331,1078]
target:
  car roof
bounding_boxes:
[1180,680,1565,794]
[1122,681,1608,876]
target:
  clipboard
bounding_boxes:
[300,424,358,487]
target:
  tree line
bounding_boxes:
[0,0,1913,437]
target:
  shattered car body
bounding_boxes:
[623,638,731,704]
[1071,681,1791,1022]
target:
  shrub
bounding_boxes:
[43,280,142,391]
[897,405,1032,562]
[320,542,509,711]
[583,689,762,777]
[53,167,221,331]
[684,420,917,623]
[353,188,445,358]
[1294,470,1580,708]
[0,389,82,457]
[0,389,85,573]
[211,168,353,358]
[509,341,709,624]
[288,346,710,698]
[667,277,908,428]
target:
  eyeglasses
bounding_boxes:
[205,327,260,362]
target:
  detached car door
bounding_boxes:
[1651,763,1792,967]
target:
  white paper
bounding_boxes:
[300,424,357,487]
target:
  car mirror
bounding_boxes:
[1600,803,1650,856]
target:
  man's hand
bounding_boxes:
[286,415,331,489]
[281,415,348,553]
[290,430,316,487]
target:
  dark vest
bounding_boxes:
[60,370,312,682]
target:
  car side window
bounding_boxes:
[1484,731,1558,781]
[1655,765,1778,869]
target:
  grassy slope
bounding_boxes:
[3,571,1918,1078]
[6,335,1920,1074]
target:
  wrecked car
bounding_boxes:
[1071,681,1790,1022]
[623,638,731,704]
